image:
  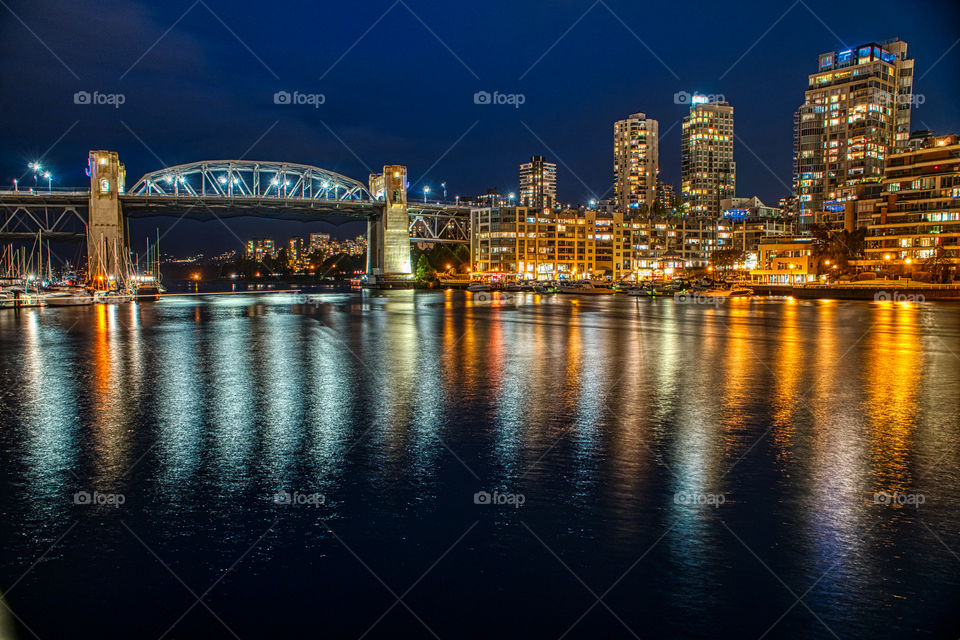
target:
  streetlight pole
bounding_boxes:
[423,186,430,203]
[441,182,447,200]
[28,162,41,190]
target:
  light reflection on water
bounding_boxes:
[0,292,959,638]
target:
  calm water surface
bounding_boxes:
[1,291,959,639]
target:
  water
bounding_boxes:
[1,290,959,639]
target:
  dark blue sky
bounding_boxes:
[1,0,958,253]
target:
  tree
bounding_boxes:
[924,245,955,283]
[415,254,435,283]
[828,227,866,275]
[710,248,745,273]
[454,244,471,273]
[273,247,291,277]
[671,195,685,216]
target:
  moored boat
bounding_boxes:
[558,281,611,295]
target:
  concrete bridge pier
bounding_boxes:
[367,165,412,279]
[86,150,128,287]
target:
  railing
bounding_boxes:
[0,188,90,196]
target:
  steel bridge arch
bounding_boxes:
[128,160,375,202]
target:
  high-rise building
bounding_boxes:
[655,179,677,212]
[245,238,275,264]
[518,156,557,208]
[614,112,659,213]
[472,189,506,208]
[794,40,914,224]
[681,98,735,217]
[288,237,304,270]
[863,132,960,274]
[308,233,330,257]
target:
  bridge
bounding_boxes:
[0,151,473,284]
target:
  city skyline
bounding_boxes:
[1,1,957,252]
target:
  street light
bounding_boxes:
[28,162,42,188]
[423,186,430,203]
[43,171,51,191]
[441,182,447,200]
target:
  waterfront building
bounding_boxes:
[518,156,557,208]
[813,183,883,232]
[618,215,734,274]
[681,98,735,216]
[721,197,793,263]
[614,112,659,212]
[750,238,819,284]
[861,132,960,274]
[246,238,275,264]
[794,40,914,224]
[668,216,732,268]
[471,206,634,280]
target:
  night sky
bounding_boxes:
[1,0,958,254]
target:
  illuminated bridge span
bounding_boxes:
[0,151,474,283]
[125,160,381,219]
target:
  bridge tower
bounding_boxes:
[86,151,128,287]
[367,165,412,278]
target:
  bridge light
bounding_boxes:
[218,176,227,183]
[165,176,173,183]
[271,179,279,185]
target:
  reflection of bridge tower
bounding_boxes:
[86,151,127,286]
[368,166,412,277]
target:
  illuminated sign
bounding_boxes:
[691,94,709,105]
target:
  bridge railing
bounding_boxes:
[0,188,91,196]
